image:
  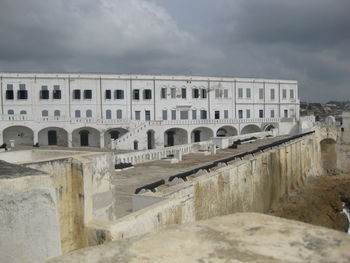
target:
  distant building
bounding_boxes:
[0,73,299,150]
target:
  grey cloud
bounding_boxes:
[0,0,349,102]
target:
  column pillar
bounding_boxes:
[34,131,38,145]
[68,132,72,148]
[0,130,3,146]
[100,132,105,149]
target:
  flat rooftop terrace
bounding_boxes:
[112,135,290,218]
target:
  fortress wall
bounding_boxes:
[0,173,61,263]
[89,133,323,243]
[24,152,115,254]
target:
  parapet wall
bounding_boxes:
[88,131,323,243]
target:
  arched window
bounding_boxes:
[86,110,92,118]
[42,110,49,117]
[106,109,112,119]
[7,109,14,115]
[54,110,60,117]
[116,109,122,119]
[20,110,27,115]
[75,110,81,118]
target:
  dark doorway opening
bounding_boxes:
[80,130,89,146]
[147,130,155,149]
[167,131,175,146]
[110,131,119,140]
[134,140,139,150]
[194,130,201,142]
[48,130,57,145]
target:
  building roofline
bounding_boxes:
[0,72,298,84]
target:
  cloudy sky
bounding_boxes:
[0,0,349,102]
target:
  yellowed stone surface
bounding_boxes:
[48,213,350,263]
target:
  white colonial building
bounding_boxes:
[0,72,299,150]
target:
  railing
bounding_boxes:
[114,131,273,165]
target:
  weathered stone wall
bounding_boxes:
[0,168,61,263]
[24,152,115,254]
[88,132,324,242]
[25,158,87,253]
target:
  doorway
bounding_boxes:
[80,130,89,146]
[48,130,57,145]
[167,131,174,146]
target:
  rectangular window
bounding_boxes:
[214,111,220,119]
[224,110,229,119]
[84,89,92,99]
[181,88,186,99]
[201,89,207,98]
[116,109,122,119]
[246,88,251,98]
[6,84,14,100]
[171,110,176,120]
[290,89,294,99]
[40,86,49,100]
[238,110,243,119]
[215,89,221,98]
[133,89,140,100]
[282,89,287,99]
[115,90,124,100]
[271,110,275,118]
[270,89,275,100]
[145,110,151,120]
[161,88,167,99]
[192,110,197,120]
[193,89,199,98]
[238,88,243,98]
[135,111,141,120]
[200,110,207,120]
[105,90,111,99]
[180,110,188,120]
[144,89,152,100]
[259,110,264,118]
[73,90,81,99]
[162,110,168,120]
[171,88,176,98]
[284,109,288,118]
[53,85,61,99]
[106,110,112,119]
[75,110,81,118]
[224,89,229,98]
[246,109,251,119]
[259,88,264,99]
[17,84,28,100]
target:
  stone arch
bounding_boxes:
[264,124,277,131]
[164,128,188,147]
[38,127,68,147]
[216,126,238,137]
[3,126,34,146]
[191,127,214,142]
[241,124,261,135]
[72,127,100,147]
[147,129,156,149]
[104,128,128,148]
[320,138,337,170]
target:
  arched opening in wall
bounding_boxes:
[38,127,68,147]
[164,128,188,147]
[241,124,261,135]
[320,138,337,171]
[104,128,128,149]
[191,127,214,142]
[3,126,34,146]
[72,127,100,147]
[216,126,238,137]
[147,130,155,149]
[134,140,139,150]
[264,124,276,131]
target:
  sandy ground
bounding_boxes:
[269,171,350,233]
